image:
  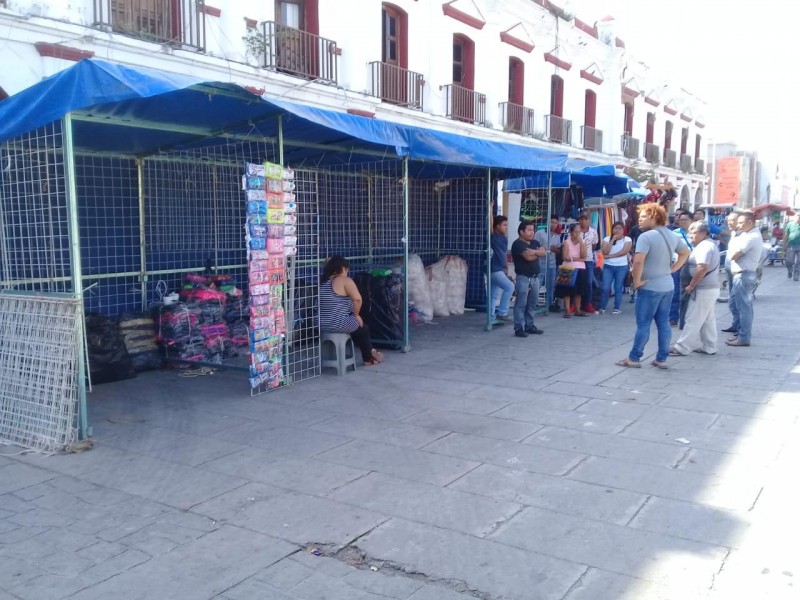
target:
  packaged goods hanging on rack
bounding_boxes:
[244,161,295,390]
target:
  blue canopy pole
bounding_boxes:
[402,157,411,351]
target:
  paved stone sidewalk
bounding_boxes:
[2,268,799,599]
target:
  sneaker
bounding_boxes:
[525,326,544,335]
[496,314,512,322]
[629,295,636,304]
[721,326,737,333]
[584,304,597,314]
[612,309,622,315]
[726,338,750,347]
[789,273,793,279]
[514,329,528,338]
[597,308,606,315]
[669,320,678,327]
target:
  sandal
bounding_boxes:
[650,360,669,369]
[668,348,684,357]
[615,358,641,368]
[371,349,385,363]
[363,359,380,366]
[563,313,572,319]
[574,311,589,317]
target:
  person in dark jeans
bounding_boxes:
[511,220,546,338]
[578,213,599,313]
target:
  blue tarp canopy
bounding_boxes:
[504,163,640,197]
[0,59,570,179]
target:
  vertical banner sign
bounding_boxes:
[243,162,297,390]
[715,157,741,204]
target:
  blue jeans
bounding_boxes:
[584,261,595,305]
[600,264,627,311]
[730,271,757,342]
[545,265,556,307]
[727,269,737,329]
[514,274,539,330]
[629,288,673,363]
[490,271,514,318]
[669,271,681,322]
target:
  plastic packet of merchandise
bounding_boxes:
[283,235,297,247]
[249,237,266,250]
[246,200,267,216]
[283,202,297,214]
[249,283,270,296]
[250,293,271,307]
[283,167,295,180]
[282,192,295,203]
[283,225,296,236]
[247,163,266,177]
[249,259,270,273]
[284,245,298,257]
[273,307,286,333]
[268,269,286,285]
[267,179,283,192]
[267,209,284,224]
[249,223,267,238]
[247,189,267,201]
[267,238,284,254]
[264,162,283,180]
[249,249,269,261]
[267,224,284,238]
[267,192,284,208]
[246,174,266,190]
[249,270,269,285]
[268,255,285,270]
[284,213,297,225]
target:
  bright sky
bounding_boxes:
[566,0,798,171]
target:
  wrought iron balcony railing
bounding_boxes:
[260,21,338,84]
[680,153,693,173]
[694,158,705,174]
[664,148,677,168]
[545,115,572,144]
[443,84,486,125]
[621,135,639,159]
[644,142,661,164]
[92,0,205,50]
[499,102,535,135]
[581,126,603,152]
[369,62,423,109]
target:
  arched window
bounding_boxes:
[382,3,408,69]
[453,34,475,89]
[550,74,564,117]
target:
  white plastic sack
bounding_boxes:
[427,261,450,317]
[407,254,433,322]
[443,255,468,315]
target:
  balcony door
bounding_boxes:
[111,0,182,42]
[507,58,525,132]
[274,0,320,77]
[380,3,408,105]
[681,127,689,155]
[623,102,634,136]
[664,120,673,151]
[646,112,655,144]
[452,34,475,122]
[550,75,564,117]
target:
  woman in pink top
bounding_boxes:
[557,223,589,317]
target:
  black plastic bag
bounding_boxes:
[354,273,404,346]
[85,313,136,384]
[119,312,163,372]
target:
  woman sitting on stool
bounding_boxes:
[320,256,384,366]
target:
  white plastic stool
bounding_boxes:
[320,332,357,375]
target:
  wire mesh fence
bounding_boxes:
[0,293,81,453]
[0,124,71,293]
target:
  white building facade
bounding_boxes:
[0,0,708,205]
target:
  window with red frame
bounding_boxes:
[453,34,475,89]
[584,89,597,128]
[550,75,564,117]
[276,0,318,33]
[508,57,524,105]
[382,3,408,68]
[646,112,655,143]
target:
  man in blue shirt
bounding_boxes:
[670,212,693,326]
[489,215,514,323]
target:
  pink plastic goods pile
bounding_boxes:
[157,273,249,364]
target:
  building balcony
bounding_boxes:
[644,142,660,164]
[545,115,572,144]
[694,158,705,174]
[664,148,677,169]
[259,21,338,84]
[581,126,603,152]
[92,0,205,50]
[621,135,640,159]
[443,84,486,125]
[499,102,535,135]
[680,153,693,173]
[369,62,424,110]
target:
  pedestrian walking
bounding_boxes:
[598,222,632,314]
[725,211,762,347]
[489,215,514,323]
[511,221,545,337]
[783,213,800,281]
[557,223,589,318]
[670,212,693,327]
[669,221,721,356]
[578,213,599,313]
[616,203,689,369]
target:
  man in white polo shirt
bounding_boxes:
[725,211,762,347]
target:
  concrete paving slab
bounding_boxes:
[229,492,388,549]
[307,415,448,449]
[539,381,668,404]
[562,567,708,600]
[79,456,247,510]
[403,408,543,441]
[387,389,513,415]
[210,422,352,457]
[329,472,522,537]
[449,463,648,525]
[201,447,368,495]
[421,431,584,476]
[189,481,286,522]
[341,568,424,599]
[0,463,57,495]
[466,385,589,410]
[491,403,634,435]
[357,518,587,600]
[69,525,296,600]
[221,577,300,600]
[490,506,729,589]
[254,557,317,590]
[318,439,480,487]
[303,395,428,421]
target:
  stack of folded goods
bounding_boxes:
[157,303,208,362]
[118,312,163,371]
